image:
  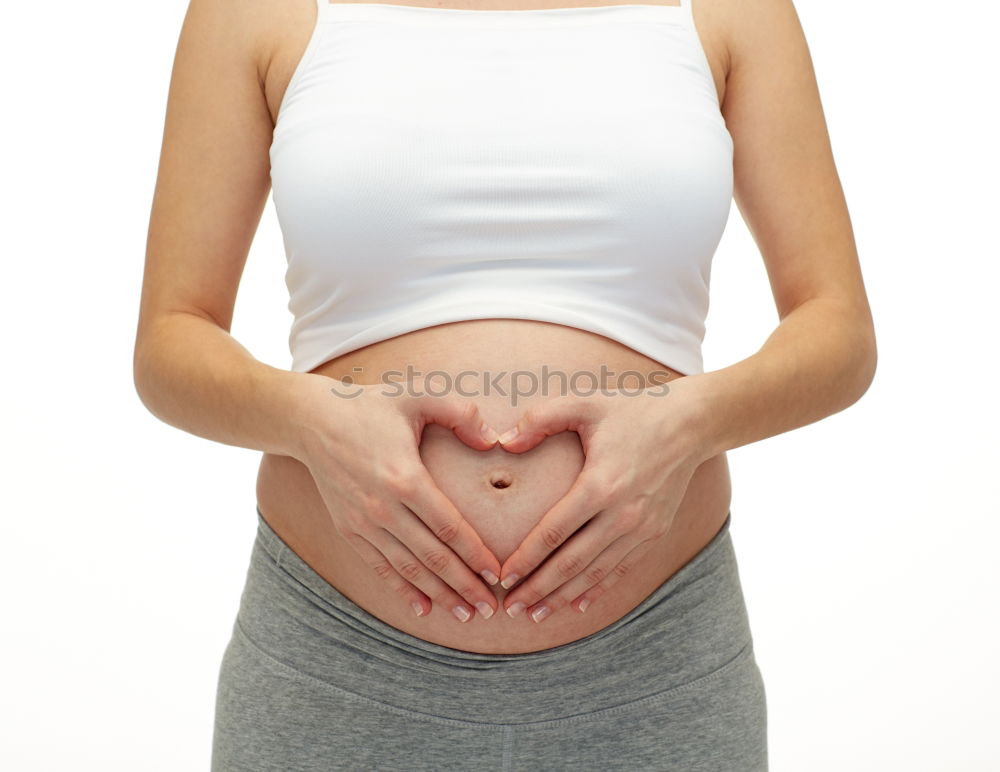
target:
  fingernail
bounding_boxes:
[500,573,520,589]
[498,427,519,444]
[506,601,526,618]
[530,605,551,624]
[577,598,591,613]
[452,605,472,622]
[481,423,499,444]
[475,601,494,619]
[411,602,424,617]
[480,569,500,586]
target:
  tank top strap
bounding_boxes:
[678,0,699,31]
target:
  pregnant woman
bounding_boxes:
[134,0,877,769]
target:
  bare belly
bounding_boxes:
[255,319,732,653]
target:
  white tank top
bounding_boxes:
[270,1,733,376]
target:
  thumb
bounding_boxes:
[497,396,597,453]
[408,379,498,451]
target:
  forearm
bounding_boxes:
[683,297,878,462]
[133,310,318,462]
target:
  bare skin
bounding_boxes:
[135,0,876,655]
[256,323,734,651]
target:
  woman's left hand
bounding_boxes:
[495,376,711,622]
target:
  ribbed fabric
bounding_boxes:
[269,1,733,376]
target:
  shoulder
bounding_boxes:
[177,0,285,86]
[709,0,813,82]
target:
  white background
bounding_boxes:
[2,0,997,769]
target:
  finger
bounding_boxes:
[396,468,502,606]
[518,531,640,622]
[496,395,597,453]
[409,381,499,449]
[364,526,489,623]
[399,463,503,581]
[501,511,626,617]
[339,530,432,618]
[498,469,605,590]
[569,538,660,615]
[378,510,498,620]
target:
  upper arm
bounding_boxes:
[136,0,274,342]
[720,0,874,335]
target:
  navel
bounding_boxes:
[489,470,514,490]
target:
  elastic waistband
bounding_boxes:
[240,505,751,722]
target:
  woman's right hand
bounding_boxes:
[291,372,502,622]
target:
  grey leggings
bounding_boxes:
[211,507,768,771]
